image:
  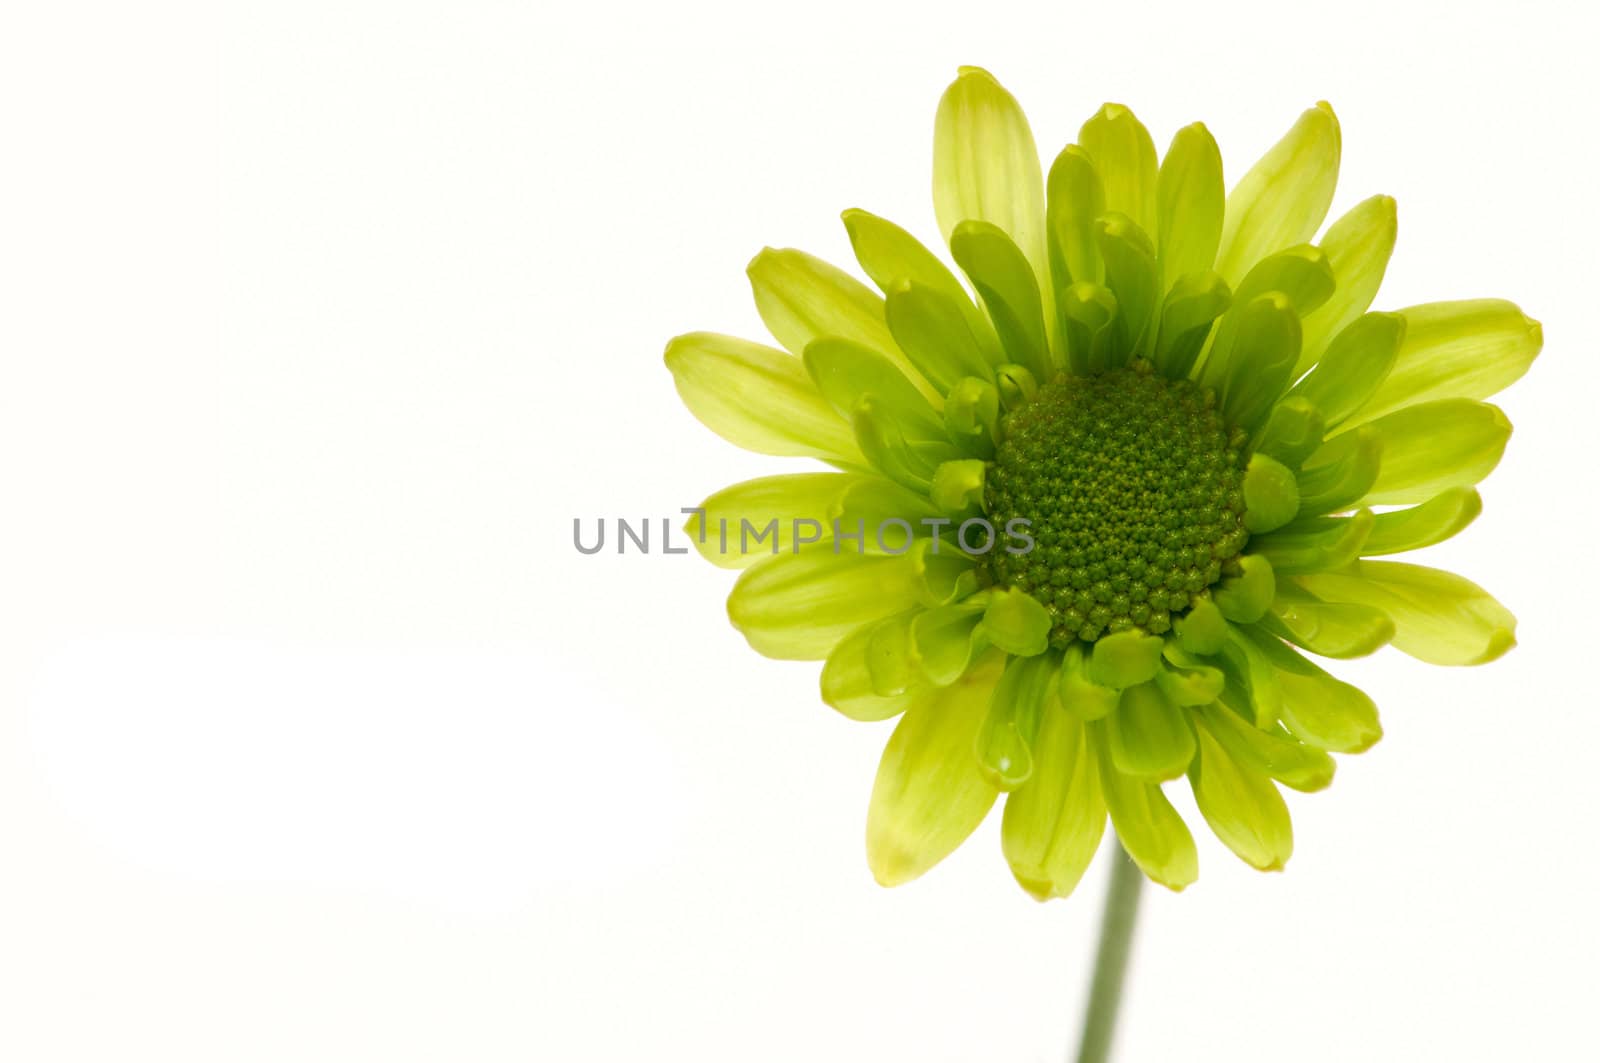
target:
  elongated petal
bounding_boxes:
[885,281,995,393]
[1157,123,1225,292]
[1242,627,1382,752]
[728,547,931,660]
[1108,681,1197,781]
[1357,399,1510,506]
[867,654,1006,886]
[842,208,1002,361]
[950,220,1052,381]
[690,473,864,569]
[1267,580,1395,659]
[1299,195,1398,364]
[1189,726,1293,870]
[1215,293,1302,429]
[1002,705,1107,899]
[976,654,1056,789]
[933,67,1047,286]
[1360,487,1483,556]
[748,247,896,357]
[1095,213,1160,361]
[1297,426,1382,518]
[1080,103,1159,239]
[1287,312,1405,428]
[1198,701,1335,793]
[665,332,862,462]
[1095,725,1199,891]
[1215,103,1341,284]
[1343,300,1544,426]
[1046,145,1106,292]
[1152,271,1230,379]
[821,612,924,722]
[1297,561,1516,666]
[804,336,944,435]
[1251,508,1373,575]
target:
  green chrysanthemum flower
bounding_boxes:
[664,67,1542,898]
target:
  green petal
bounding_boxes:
[1249,508,1374,576]
[1231,244,1336,318]
[1297,426,1382,518]
[821,612,924,722]
[1059,642,1121,721]
[1360,488,1483,556]
[1094,724,1199,891]
[943,376,1001,457]
[1198,701,1335,793]
[1213,554,1277,624]
[949,220,1053,382]
[1264,579,1395,659]
[932,67,1047,288]
[929,458,986,516]
[747,247,903,370]
[980,587,1053,657]
[1286,312,1405,427]
[1215,102,1341,285]
[1095,213,1160,361]
[665,332,863,462]
[1241,453,1301,534]
[1156,123,1225,293]
[867,654,1005,886]
[804,337,943,433]
[1154,656,1225,707]
[884,280,996,393]
[841,208,1001,361]
[1002,704,1107,900]
[1046,145,1106,292]
[1173,597,1229,656]
[1151,271,1230,379]
[1079,104,1159,242]
[1215,625,1283,728]
[1299,195,1398,365]
[1357,399,1510,506]
[1189,726,1293,871]
[1343,300,1544,427]
[1297,561,1515,666]
[1253,398,1325,469]
[1243,629,1382,753]
[1090,630,1166,688]
[1108,681,1197,781]
[977,654,1057,789]
[689,472,866,569]
[1062,282,1121,376]
[1210,294,1302,429]
[850,400,958,494]
[911,599,988,685]
[728,546,933,660]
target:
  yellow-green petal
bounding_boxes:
[1215,102,1341,285]
[1299,195,1398,366]
[1360,487,1483,556]
[1267,580,1395,659]
[689,472,865,569]
[1343,300,1544,427]
[1242,627,1382,752]
[1357,399,1510,506]
[1002,705,1107,900]
[1094,724,1199,891]
[1079,103,1159,242]
[1286,312,1406,428]
[949,220,1052,382]
[932,67,1047,288]
[728,547,931,660]
[867,654,1006,886]
[821,612,924,722]
[1108,681,1197,781]
[1198,701,1335,793]
[665,332,863,462]
[1297,561,1516,666]
[1189,725,1293,871]
[1046,144,1106,292]
[1156,123,1225,293]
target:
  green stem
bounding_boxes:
[1073,847,1144,1063]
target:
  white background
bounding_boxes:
[1,1,1595,1059]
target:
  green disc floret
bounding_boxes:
[983,360,1249,647]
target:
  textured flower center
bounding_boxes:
[983,361,1249,647]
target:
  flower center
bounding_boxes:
[982,360,1249,647]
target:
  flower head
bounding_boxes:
[665,67,1542,898]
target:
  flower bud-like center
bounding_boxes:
[983,361,1249,647]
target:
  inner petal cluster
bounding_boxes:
[982,361,1249,646]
